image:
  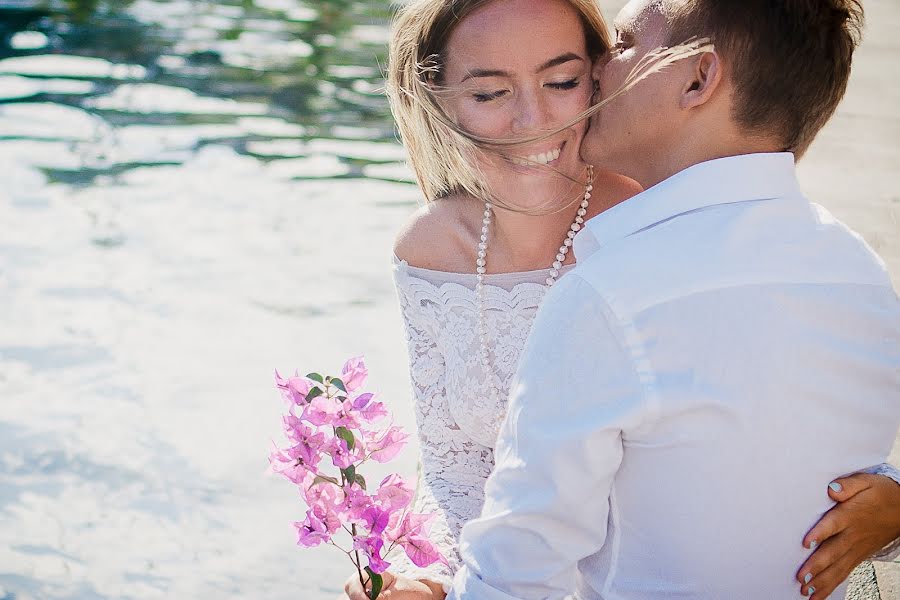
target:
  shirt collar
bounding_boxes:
[574,152,803,259]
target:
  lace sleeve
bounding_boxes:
[388,270,496,592]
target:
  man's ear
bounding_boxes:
[680,50,722,109]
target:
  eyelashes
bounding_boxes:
[473,78,581,103]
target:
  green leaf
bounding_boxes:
[353,474,367,490]
[341,464,356,483]
[335,426,355,451]
[305,387,324,402]
[365,567,384,600]
[306,373,325,384]
[311,475,340,487]
[330,377,347,393]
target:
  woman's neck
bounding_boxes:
[488,187,585,273]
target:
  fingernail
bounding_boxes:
[829,482,843,493]
[807,586,816,596]
[808,540,817,550]
[804,573,813,584]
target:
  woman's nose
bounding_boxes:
[511,90,552,133]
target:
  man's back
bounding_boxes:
[573,177,898,599]
[450,154,900,600]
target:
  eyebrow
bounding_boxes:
[460,52,584,83]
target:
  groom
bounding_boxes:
[449,0,900,599]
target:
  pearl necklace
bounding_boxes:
[475,165,594,402]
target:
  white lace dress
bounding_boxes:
[388,256,900,591]
[388,256,576,591]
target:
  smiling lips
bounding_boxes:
[509,143,563,167]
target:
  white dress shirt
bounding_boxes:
[448,153,900,600]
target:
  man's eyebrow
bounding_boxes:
[536,52,584,72]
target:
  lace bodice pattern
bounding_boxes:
[388,256,574,590]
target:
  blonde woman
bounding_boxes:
[343,0,900,598]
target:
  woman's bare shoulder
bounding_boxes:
[393,195,480,272]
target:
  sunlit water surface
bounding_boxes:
[0,1,421,598]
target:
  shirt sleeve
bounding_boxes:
[863,463,900,561]
[448,274,650,600]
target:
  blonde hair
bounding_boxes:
[386,0,612,203]
[387,0,714,206]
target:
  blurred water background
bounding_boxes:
[0,0,898,599]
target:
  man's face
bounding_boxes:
[581,0,687,181]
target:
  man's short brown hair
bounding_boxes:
[665,0,863,157]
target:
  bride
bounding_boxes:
[344,0,900,598]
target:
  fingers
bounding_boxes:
[343,571,398,600]
[803,507,844,551]
[804,547,858,600]
[344,575,369,600]
[827,473,876,503]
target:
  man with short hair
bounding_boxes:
[448,0,900,598]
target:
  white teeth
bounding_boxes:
[510,145,562,167]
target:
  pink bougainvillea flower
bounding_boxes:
[304,395,340,427]
[390,512,435,542]
[303,475,340,509]
[331,398,361,430]
[341,356,368,392]
[294,506,335,547]
[399,535,445,568]
[283,415,326,448]
[360,505,391,536]
[375,474,414,512]
[351,393,388,423]
[353,535,391,575]
[275,370,318,407]
[269,441,319,483]
[366,425,409,463]
[329,437,357,470]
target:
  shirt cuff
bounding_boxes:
[863,463,900,561]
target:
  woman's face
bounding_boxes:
[441,0,596,209]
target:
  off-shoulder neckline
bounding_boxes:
[391,254,577,281]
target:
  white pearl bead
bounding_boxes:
[572,223,581,232]
[578,208,587,217]
[567,230,576,239]
[550,268,560,278]
[564,239,573,247]
[556,253,565,262]
[546,277,555,286]
[477,266,486,274]
[584,193,592,200]
[478,250,486,259]
[552,261,562,270]
[561,246,569,255]
[575,217,584,225]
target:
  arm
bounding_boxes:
[383,269,499,592]
[866,463,900,560]
[796,465,900,600]
[449,275,648,600]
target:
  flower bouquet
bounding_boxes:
[269,356,446,599]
